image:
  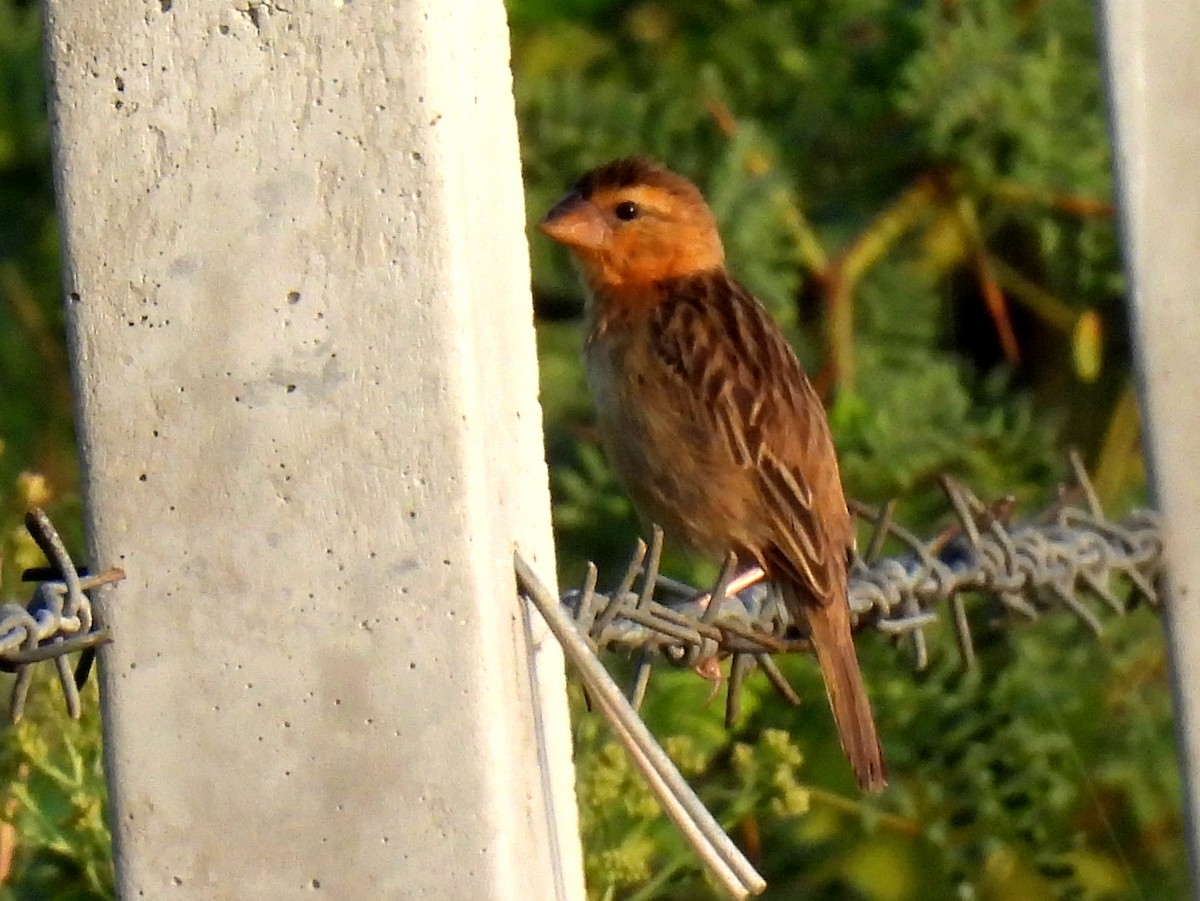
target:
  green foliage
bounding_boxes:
[0,0,74,499]
[521,0,1122,577]
[834,349,1061,526]
[514,0,1180,898]
[574,677,824,900]
[0,0,1181,897]
[0,11,95,890]
[0,680,112,901]
[0,475,110,900]
[899,0,1112,192]
[0,0,47,172]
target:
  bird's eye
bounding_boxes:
[613,201,640,221]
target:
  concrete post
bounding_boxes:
[40,1,584,898]
[1100,0,1200,887]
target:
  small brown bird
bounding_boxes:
[539,158,886,792]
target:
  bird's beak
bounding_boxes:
[538,192,610,251]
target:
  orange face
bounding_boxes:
[539,181,725,290]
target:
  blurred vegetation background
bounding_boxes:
[0,0,1183,898]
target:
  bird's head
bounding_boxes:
[538,158,725,291]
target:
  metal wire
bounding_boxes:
[1,509,123,723]
[517,458,1160,897]
[516,555,766,899]
[551,456,1160,711]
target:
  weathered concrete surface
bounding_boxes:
[1102,0,1200,889]
[42,0,583,897]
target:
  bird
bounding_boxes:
[538,157,887,792]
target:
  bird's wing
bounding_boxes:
[649,273,851,604]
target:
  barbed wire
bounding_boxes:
[515,454,1162,898]
[553,454,1159,717]
[0,509,123,723]
[0,468,1163,897]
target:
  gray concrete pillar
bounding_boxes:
[1101,0,1200,888]
[41,1,583,897]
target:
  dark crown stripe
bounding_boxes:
[574,157,693,200]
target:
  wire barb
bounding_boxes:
[515,553,767,899]
[2,509,123,722]
[520,465,1157,896]
[558,468,1158,687]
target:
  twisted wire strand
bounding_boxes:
[0,509,123,722]
[554,457,1160,719]
[518,460,1160,896]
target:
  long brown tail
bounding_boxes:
[786,582,887,792]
